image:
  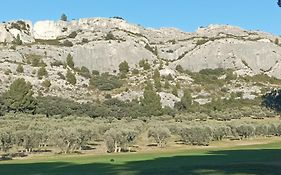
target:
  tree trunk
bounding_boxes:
[114,142,118,153]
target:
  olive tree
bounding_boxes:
[105,127,137,153]
[235,124,255,139]
[148,126,171,147]
[179,126,212,146]
[52,127,79,154]
[0,127,15,152]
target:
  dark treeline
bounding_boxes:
[0,78,280,120]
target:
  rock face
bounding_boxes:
[0,17,281,104]
[0,18,281,76]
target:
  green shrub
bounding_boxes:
[35,39,60,46]
[92,70,100,76]
[66,70,77,85]
[82,38,89,43]
[89,73,122,91]
[132,69,139,75]
[79,66,91,78]
[66,54,74,69]
[4,69,12,75]
[16,64,24,73]
[62,40,73,47]
[154,78,162,92]
[275,38,279,45]
[42,79,51,89]
[105,32,116,40]
[26,54,46,67]
[119,61,129,73]
[172,86,178,96]
[51,60,64,67]
[37,67,48,79]
[144,44,158,55]
[196,39,209,46]
[164,80,170,89]
[153,69,160,80]
[68,31,77,38]
[139,59,150,70]
[175,65,184,73]
[61,13,67,21]
[57,72,66,80]
[12,34,22,45]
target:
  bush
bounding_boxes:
[26,54,46,67]
[37,67,48,79]
[105,32,116,40]
[66,54,74,69]
[132,69,139,75]
[68,31,77,38]
[119,61,129,73]
[62,40,73,47]
[144,44,157,55]
[66,70,77,85]
[12,34,22,45]
[82,38,89,43]
[196,39,209,46]
[36,96,81,117]
[57,72,66,80]
[164,80,170,89]
[79,66,91,78]
[175,65,184,73]
[139,59,150,70]
[4,69,12,75]
[42,79,51,89]
[61,14,67,21]
[89,73,122,91]
[92,70,100,76]
[51,60,64,67]
[16,64,24,73]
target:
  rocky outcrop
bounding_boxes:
[1,18,281,77]
[1,17,280,105]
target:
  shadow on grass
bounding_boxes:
[1,149,281,175]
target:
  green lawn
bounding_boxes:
[1,141,281,175]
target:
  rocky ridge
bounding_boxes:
[0,17,280,106]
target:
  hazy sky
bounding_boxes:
[0,0,280,35]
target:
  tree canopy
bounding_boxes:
[3,78,36,113]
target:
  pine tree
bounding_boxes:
[12,34,22,45]
[66,54,74,69]
[154,78,162,92]
[16,64,24,73]
[141,82,162,116]
[3,78,36,113]
[37,66,48,79]
[172,86,178,97]
[119,61,129,73]
[164,80,170,89]
[66,69,76,85]
[61,13,67,21]
[153,69,160,80]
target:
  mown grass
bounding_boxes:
[0,140,281,175]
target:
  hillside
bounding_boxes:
[0,17,281,106]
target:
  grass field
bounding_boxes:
[0,139,281,175]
